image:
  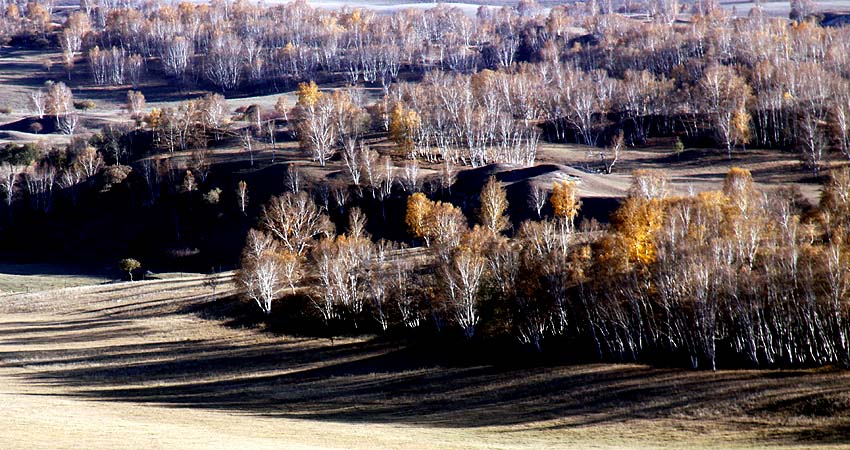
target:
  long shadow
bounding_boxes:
[0,318,132,336]
[5,313,850,442]
[2,295,850,444]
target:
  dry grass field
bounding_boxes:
[0,275,848,449]
[0,263,112,294]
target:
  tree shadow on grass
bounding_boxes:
[1,285,850,445]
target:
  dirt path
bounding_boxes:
[1,277,849,449]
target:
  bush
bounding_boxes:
[204,187,222,204]
[0,106,12,114]
[0,143,39,165]
[74,100,96,110]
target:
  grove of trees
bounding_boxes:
[233,166,850,370]
[5,0,850,169]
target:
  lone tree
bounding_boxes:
[479,176,510,234]
[551,180,581,231]
[406,192,434,245]
[119,258,141,281]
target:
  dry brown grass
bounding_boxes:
[0,277,849,449]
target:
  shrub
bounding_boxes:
[74,100,96,110]
[204,187,222,204]
[1,143,39,165]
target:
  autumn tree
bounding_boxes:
[295,81,322,108]
[699,64,752,159]
[444,244,488,337]
[161,36,193,80]
[205,32,244,91]
[238,229,285,314]
[406,192,434,245]
[28,88,46,118]
[602,131,624,174]
[74,146,103,178]
[312,232,374,325]
[479,176,510,234]
[126,90,145,118]
[550,180,581,232]
[59,12,90,74]
[261,191,333,255]
[425,200,468,259]
[44,81,75,133]
[389,103,420,156]
[610,171,668,266]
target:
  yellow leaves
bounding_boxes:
[613,197,665,266]
[328,89,360,118]
[461,225,498,256]
[296,81,322,108]
[722,167,759,218]
[6,3,19,19]
[406,192,433,239]
[791,19,810,32]
[550,180,580,222]
[571,41,582,53]
[181,170,197,193]
[277,249,301,265]
[349,9,363,26]
[695,190,729,210]
[731,106,752,146]
[425,201,466,243]
[25,2,48,25]
[388,103,420,154]
[146,108,163,128]
[406,193,468,248]
[338,8,370,30]
[274,96,289,115]
[608,171,669,266]
[320,15,338,28]
[177,2,195,17]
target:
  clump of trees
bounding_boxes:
[236,166,850,370]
